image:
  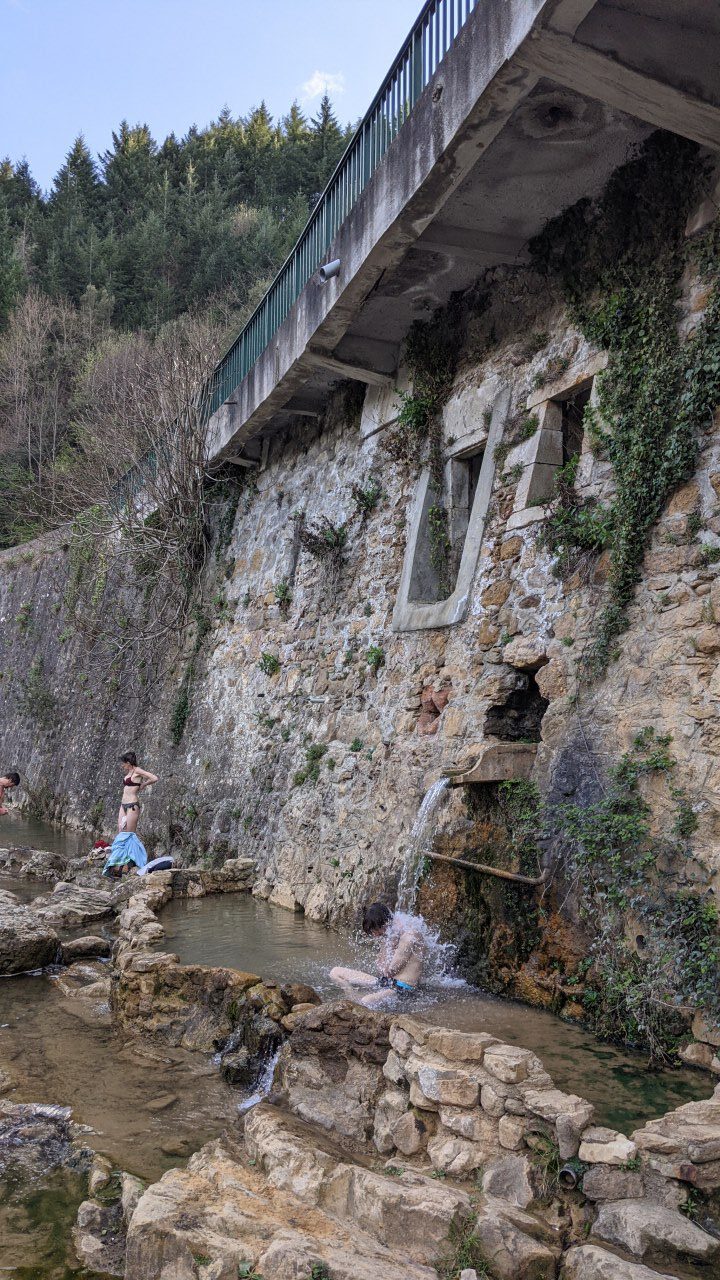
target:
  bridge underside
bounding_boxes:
[209,0,720,467]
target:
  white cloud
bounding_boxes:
[300,70,345,103]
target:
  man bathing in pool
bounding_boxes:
[330,902,425,1007]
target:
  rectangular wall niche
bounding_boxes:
[506,354,605,533]
[392,387,510,632]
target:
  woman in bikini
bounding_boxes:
[118,751,158,834]
[103,751,158,877]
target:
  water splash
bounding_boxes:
[236,1046,282,1116]
[396,777,450,913]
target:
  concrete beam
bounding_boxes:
[414,222,529,264]
[305,348,394,387]
[546,0,598,37]
[516,28,720,151]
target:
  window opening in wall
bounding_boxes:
[408,445,485,606]
[560,384,592,463]
[483,672,549,743]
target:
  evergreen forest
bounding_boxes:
[0,98,352,547]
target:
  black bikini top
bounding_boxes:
[123,775,140,787]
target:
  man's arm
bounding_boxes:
[385,930,419,977]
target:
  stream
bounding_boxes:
[0,818,712,1278]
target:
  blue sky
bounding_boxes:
[2,0,422,191]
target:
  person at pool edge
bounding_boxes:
[329,902,425,1006]
[0,771,20,816]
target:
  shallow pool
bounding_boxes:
[0,814,85,859]
[156,893,710,1132]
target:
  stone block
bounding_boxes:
[481,1084,510,1118]
[438,1106,498,1145]
[383,1049,408,1085]
[374,1089,409,1154]
[578,1128,637,1167]
[499,1114,529,1151]
[427,1133,486,1177]
[409,1079,439,1112]
[521,1087,593,1129]
[483,1045,537,1084]
[423,1029,497,1063]
[473,1196,558,1280]
[692,1010,720,1047]
[502,636,548,671]
[391,1109,433,1156]
[582,1167,647,1202]
[406,1055,480,1108]
[482,1154,536,1209]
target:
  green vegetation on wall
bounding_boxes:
[556,729,719,1062]
[531,132,720,672]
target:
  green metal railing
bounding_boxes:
[209,0,479,416]
[114,0,479,507]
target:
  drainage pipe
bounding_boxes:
[423,850,547,887]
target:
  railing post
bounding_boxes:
[411,26,423,105]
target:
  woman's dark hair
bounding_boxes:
[362,902,392,934]
[6,771,20,787]
[121,751,137,767]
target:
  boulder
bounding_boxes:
[33,883,115,930]
[438,1105,499,1146]
[60,935,112,962]
[563,1245,678,1280]
[405,1054,480,1107]
[592,1198,720,1267]
[73,1198,125,1277]
[0,900,58,974]
[120,1172,145,1225]
[472,1196,558,1280]
[484,1044,540,1084]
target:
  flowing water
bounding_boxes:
[395,777,450,912]
[155,893,709,1132]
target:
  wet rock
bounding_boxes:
[88,1153,113,1194]
[281,981,322,1007]
[0,1100,92,1180]
[0,900,59,974]
[33,882,115,930]
[120,1171,144,1224]
[61,934,112,962]
[592,1197,720,1267]
[220,1048,256,1086]
[277,1001,391,1143]
[563,1244,678,1279]
[145,1093,178,1112]
[73,1198,125,1277]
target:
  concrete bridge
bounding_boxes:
[206,0,720,470]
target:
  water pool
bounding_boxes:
[155,892,710,1132]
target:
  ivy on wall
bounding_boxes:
[531,132,720,673]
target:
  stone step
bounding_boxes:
[124,1132,437,1280]
[243,1102,473,1267]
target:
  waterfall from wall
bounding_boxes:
[395,776,450,914]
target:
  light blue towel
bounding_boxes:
[102,831,148,874]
